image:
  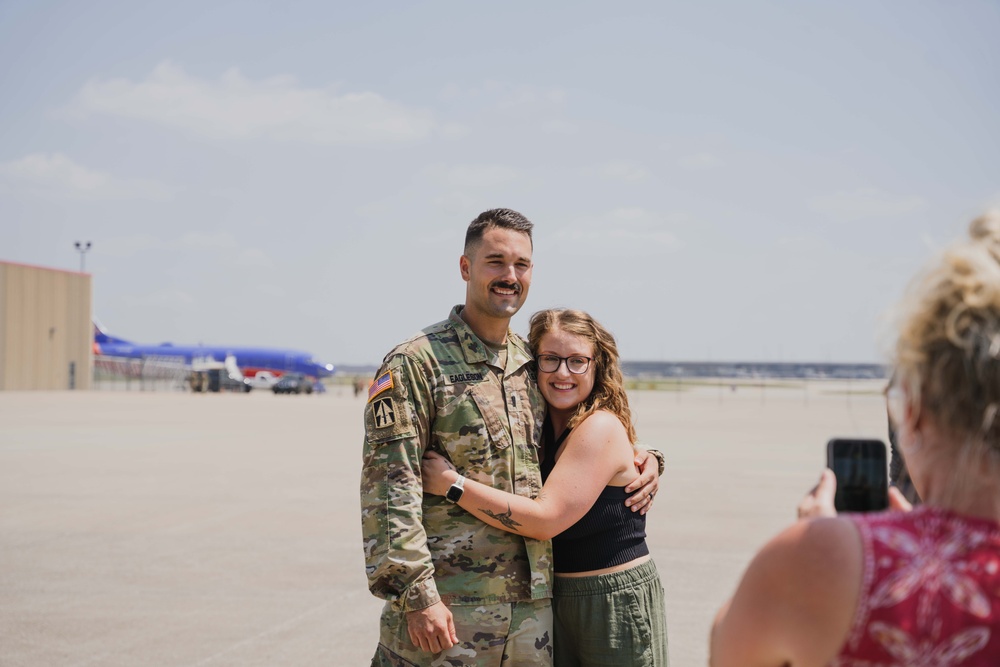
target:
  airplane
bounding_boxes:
[92,321,335,382]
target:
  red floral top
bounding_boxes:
[831,507,1000,666]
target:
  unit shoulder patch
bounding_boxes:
[364,369,416,444]
[372,396,396,428]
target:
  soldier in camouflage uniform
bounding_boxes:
[361,209,659,666]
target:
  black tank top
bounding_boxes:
[541,418,649,573]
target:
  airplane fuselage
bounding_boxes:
[93,327,334,380]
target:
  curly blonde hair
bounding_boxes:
[893,210,1000,449]
[528,308,637,444]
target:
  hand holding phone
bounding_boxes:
[826,438,889,512]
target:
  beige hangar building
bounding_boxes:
[0,261,92,391]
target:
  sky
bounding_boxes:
[2,1,998,367]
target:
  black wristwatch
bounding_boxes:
[445,476,466,503]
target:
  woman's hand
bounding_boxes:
[797,469,838,519]
[797,468,914,520]
[421,451,459,496]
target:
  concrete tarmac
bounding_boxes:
[1,381,889,666]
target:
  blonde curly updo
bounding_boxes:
[894,210,1000,449]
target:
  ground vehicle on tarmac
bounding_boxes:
[243,370,280,391]
[272,372,314,395]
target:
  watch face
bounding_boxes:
[446,483,464,503]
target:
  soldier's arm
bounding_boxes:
[361,354,440,612]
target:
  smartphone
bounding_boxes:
[826,438,889,512]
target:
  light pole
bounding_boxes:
[74,241,92,273]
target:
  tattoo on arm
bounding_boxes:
[481,504,522,531]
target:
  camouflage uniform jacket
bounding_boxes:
[361,306,552,612]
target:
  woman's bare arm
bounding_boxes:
[710,516,862,667]
[422,411,633,540]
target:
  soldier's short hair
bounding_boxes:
[464,208,533,254]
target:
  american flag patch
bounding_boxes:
[368,371,393,401]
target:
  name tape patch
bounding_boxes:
[447,372,484,384]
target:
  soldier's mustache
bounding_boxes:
[491,281,521,293]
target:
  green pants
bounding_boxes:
[372,598,553,667]
[552,559,668,667]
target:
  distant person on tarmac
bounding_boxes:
[360,208,662,666]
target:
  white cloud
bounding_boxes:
[677,152,722,170]
[431,191,481,216]
[0,153,172,201]
[602,160,650,182]
[809,188,927,220]
[435,81,579,138]
[437,80,574,133]
[123,288,196,310]
[420,164,524,217]
[424,163,521,189]
[438,122,471,140]
[172,233,275,269]
[919,232,940,252]
[354,201,394,221]
[99,234,163,257]
[776,234,825,253]
[68,61,434,144]
[498,85,567,110]
[256,283,285,298]
[441,81,567,109]
[86,231,275,269]
[551,207,682,254]
[235,248,275,269]
[540,120,580,135]
[177,231,238,250]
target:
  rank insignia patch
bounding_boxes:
[372,397,396,429]
[368,371,393,401]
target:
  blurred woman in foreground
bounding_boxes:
[711,211,1000,666]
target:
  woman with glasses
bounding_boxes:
[422,308,668,666]
[711,211,1000,666]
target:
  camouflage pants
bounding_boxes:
[371,598,553,667]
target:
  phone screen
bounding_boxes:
[826,438,888,512]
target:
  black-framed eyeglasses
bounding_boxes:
[536,354,593,374]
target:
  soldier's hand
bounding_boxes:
[625,450,659,515]
[406,601,458,653]
[421,452,458,497]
